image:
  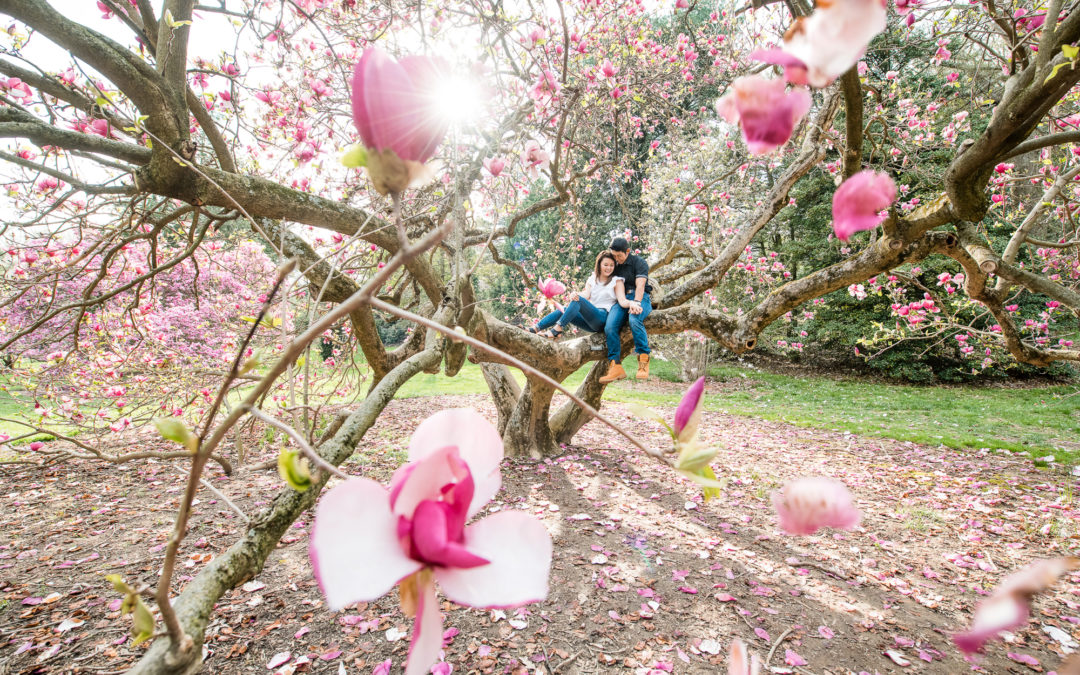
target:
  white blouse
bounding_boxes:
[585,274,618,311]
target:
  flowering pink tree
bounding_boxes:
[0,0,1078,671]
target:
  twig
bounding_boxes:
[553,651,580,673]
[244,406,348,480]
[199,478,249,523]
[150,217,453,659]
[153,261,295,658]
[765,627,795,666]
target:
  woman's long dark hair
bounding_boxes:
[594,251,616,283]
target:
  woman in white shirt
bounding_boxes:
[529,251,619,339]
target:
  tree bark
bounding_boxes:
[480,363,520,436]
[501,377,557,458]
[550,360,608,445]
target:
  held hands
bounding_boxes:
[568,291,580,302]
[628,301,643,315]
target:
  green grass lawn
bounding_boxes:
[3,355,1075,465]
[395,358,1080,464]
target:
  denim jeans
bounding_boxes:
[604,291,651,361]
[536,297,609,333]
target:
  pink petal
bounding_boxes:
[954,557,1079,654]
[404,577,443,675]
[1007,652,1040,668]
[771,477,861,535]
[407,409,503,516]
[956,592,1029,655]
[674,376,705,442]
[310,479,422,610]
[784,649,807,667]
[996,557,1080,597]
[391,446,468,519]
[749,49,809,86]
[350,50,381,150]
[728,638,762,675]
[396,55,450,163]
[715,77,810,155]
[435,511,552,608]
[832,170,896,241]
[410,500,489,568]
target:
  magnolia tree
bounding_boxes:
[0,0,1080,672]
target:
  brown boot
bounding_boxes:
[598,360,626,384]
[636,353,650,380]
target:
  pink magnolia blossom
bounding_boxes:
[351,48,447,163]
[350,48,449,194]
[529,69,561,101]
[599,59,618,78]
[673,376,705,443]
[715,77,811,155]
[254,90,282,105]
[310,409,552,675]
[483,157,505,177]
[675,0,690,8]
[1014,8,1046,31]
[2,78,32,104]
[894,0,916,14]
[831,170,897,241]
[953,557,1079,654]
[771,477,861,535]
[728,638,762,675]
[537,278,566,299]
[781,0,887,88]
[521,141,551,178]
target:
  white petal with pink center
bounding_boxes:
[405,576,443,675]
[309,478,422,610]
[407,408,503,516]
[390,446,467,518]
[436,510,552,608]
[783,0,887,88]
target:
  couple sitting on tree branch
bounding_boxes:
[527,237,652,383]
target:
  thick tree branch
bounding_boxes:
[0,107,150,165]
[0,0,186,144]
[840,68,864,179]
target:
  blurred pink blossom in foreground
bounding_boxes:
[715,76,811,155]
[728,638,762,674]
[781,0,887,87]
[772,477,861,535]
[349,48,449,194]
[832,170,897,241]
[953,557,1079,655]
[310,409,552,675]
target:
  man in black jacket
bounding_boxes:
[599,237,651,383]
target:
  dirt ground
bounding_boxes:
[1,383,1078,674]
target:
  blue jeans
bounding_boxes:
[536,297,609,333]
[605,292,651,361]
